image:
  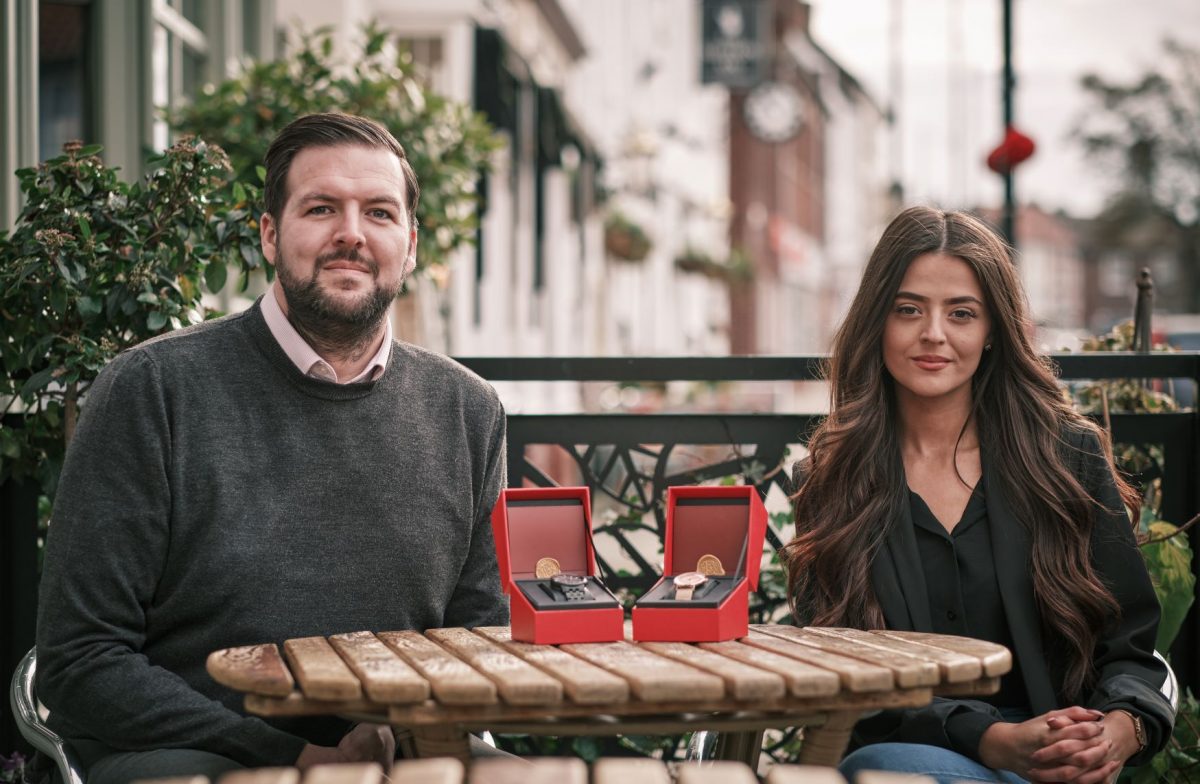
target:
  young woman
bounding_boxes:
[782,207,1174,783]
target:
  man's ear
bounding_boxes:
[260,211,278,265]
[403,226,418,277]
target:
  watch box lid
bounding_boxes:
[662,484,767,590]
[491,486,595,595]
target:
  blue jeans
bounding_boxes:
[839,742,1029,784]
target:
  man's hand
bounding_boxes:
[979,706,1107,781]
[1027,710,1140,783]
[295,723,395,772]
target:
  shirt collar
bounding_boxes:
[261,282,392,384]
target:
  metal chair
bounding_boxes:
[9,647,86,784]
[685,651,1182,764]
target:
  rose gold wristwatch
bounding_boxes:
[673,571,708,601]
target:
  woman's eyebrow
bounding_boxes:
[894,291,983,306]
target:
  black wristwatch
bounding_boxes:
[551,574,589,601]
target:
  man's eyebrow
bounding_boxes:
[296,192,404,208]
[894,291,984,305]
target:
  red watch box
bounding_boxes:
[631,485,768,642]
[491,486,624,644]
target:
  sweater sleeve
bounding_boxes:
[1070,431,1175,766]
[442,397,509,628]
[36,350,308,767]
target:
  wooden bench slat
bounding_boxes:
[132,776,210,784]
[592,758,671,784]
[283,637,362,701]
[390,759,464,784]
[301,764,383,784]
[698,640,841,697]
[425,628,563,705]
[765,765,847,784]
[206,644,295,698]
[677,761,758,784]
[754,626,939,688]
[742,631,894,692]
[559,641,725,702]
[640,641,785,701]
[870,631,1012,677]
[217,769,300,784]
[807,628,983,682]
[467,758,587,784]
[377,631,497,705]
[475,627,629,705]
[328,631,430,704]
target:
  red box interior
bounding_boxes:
[663,485,765,588]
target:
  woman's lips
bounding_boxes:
[913,355,951,370]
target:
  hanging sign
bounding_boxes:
[701,0,770,88]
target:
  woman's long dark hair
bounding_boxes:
[781,206,1140,700]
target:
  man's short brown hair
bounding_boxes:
[262,112,420,224]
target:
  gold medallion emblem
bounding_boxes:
[696,553,725,576]
[534,557,562,579]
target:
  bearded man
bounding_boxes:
[35,113,508,784]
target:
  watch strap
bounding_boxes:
[675,585,695,601]
[1111,709,1147,752]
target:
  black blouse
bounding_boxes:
[909,478,1029,709]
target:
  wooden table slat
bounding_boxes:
[591,758,672,784]
[765,765,847,784]
[390,759,464,784]
[467,758,587,784]
[743,632,894,692]
[377,631,497,705]
[425,628,563,705]
[640,641,785,701]
[855,773,938,784]
[300,764,383,784]
[753,626,939,688]
[802,628,983,682]
[243,691,383,718]
[559,641,725,702]
[871,630,1012,677]
[216,770,299,784]
[677,761,758,784]
[206,644,295,698]
[328,631,430,704]
[474,627,629,705]
[283,637,363,701]
[697,640,841,698]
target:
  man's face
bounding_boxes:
[260,144,417,326]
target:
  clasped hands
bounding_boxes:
[296,723,396,773]
[980,706,1140,783]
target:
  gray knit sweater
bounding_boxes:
[35,301,508,767]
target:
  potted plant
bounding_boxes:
[604,212,652,262]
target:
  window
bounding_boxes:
[39,2,92,160]
[151,0,209,150]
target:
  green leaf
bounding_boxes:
[232,181,247,204]
[204,260,228,293]
[77,215,92,241]
[78,296,103,318]
[147,311,168,331]
[255,165,267,184]
[19,367,56,398]
[78,144,103,156]
[1141,521,1197,651]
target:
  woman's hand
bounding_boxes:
[1027,710,1140,783]
[979,706,1107,781]
[296,723,395,772]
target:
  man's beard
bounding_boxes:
[275,246,402,359]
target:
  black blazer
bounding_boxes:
[793,429,1175,765]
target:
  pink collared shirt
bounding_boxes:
[261,283,392,384]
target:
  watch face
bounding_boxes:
[743,81,805,143]
[551,574,588,587]
[673,571,708,588]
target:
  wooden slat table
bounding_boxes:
[207,624,1009,768]
[135,759,941,784]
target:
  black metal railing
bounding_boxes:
[2,352,1198,754]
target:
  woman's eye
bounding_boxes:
[895,304,920,316]
[951,308,977,320]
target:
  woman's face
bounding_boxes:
[882,252,992,406]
